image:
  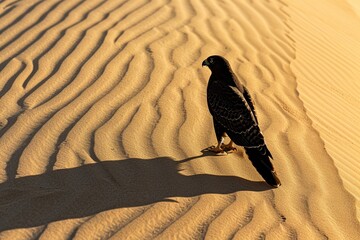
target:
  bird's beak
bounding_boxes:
[202,59,209,67]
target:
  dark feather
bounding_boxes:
[245,147,280,187]
[243,87,258,124]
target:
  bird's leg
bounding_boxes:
[221,140,237,153]
[208,136,225,154]
[206,122,227,154]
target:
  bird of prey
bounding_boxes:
[202,55,281,187]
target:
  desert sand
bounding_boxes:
[0,0,359,239]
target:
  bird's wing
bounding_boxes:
[243,86,258,124]
[208,84,265,147]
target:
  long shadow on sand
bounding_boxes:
[0,155,272,230]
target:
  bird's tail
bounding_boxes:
[245,146,281,187]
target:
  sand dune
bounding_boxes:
[288,0,360,220]
[0,0,359,239]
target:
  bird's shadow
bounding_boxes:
[0,154,272,230]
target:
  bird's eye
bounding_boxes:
[209,58,214,64]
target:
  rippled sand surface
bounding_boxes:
[0,0,359,239]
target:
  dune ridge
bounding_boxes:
[287,0,360,219]
[0,0,359,239]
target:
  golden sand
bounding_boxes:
[0,0,359,238]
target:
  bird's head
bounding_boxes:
[202,55,230,72]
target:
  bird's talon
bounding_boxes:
[205,145,226,154]
[224,147,237,153]
[221,143,237,153]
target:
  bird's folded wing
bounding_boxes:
[208,85,265,147]
[243,87,258,124]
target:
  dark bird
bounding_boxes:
[202,55,281,187]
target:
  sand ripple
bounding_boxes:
[0,0,359,239]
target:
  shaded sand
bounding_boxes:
[0,0,359,239]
